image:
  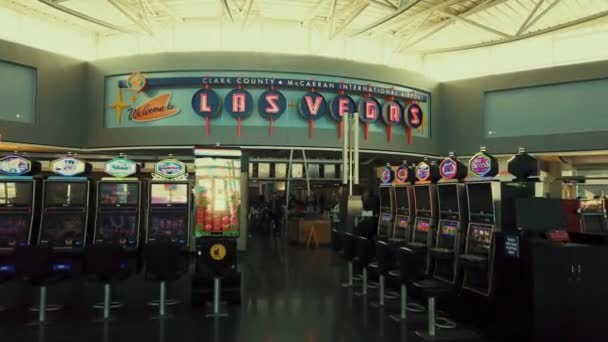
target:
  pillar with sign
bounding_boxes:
[191,148,243,314]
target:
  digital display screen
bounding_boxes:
[95,213,138,247]
[0,214,30,248]
[398,217,408,228]
[516,198,564,231]
[151,184,188,204]
[0,182,33,205]
[414,186,431,210]
[39,214,85,248]
[417,219,430,232]
[467,183,494,215]
[441,221,457,236]
[45,182,87,206]
[395,187,409,214]
[148,214,188,246]
[379,187,393,211]
[438,185,458,212]
[99,183,139,206]
[471,224,492,245]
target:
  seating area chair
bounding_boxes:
[341,233,358,288]
[388,246,427,322]
[413,278,457,339]
[144,242,183,317]
[354,235,375,297]
[14,246,61,324]
[369,240,399,307]
[84,244,126,320]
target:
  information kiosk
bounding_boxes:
[431,153,468,283]
[192,148,242,314]
[93,156,141,250]
[39,155,92,273]
[390,162,415,243]
[406,158,440,273]
[377,164,395,241]
[459,147,536,296]
[146,158,191,248]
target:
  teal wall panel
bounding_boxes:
[484,78,608,138]
[0,60,36,124]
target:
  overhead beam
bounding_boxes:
[440,10,511,38]
[301,0,328,26]
[37,0,139,34]
[520,0,561,33]
[516,0,544,35]
[219,0,234,22]
[348,0,425,36]
[149,0,184,22]
[328,0,337,36]
[107,0,153,34]
[332,0,370,39]
[395,8,434,52]
[370,0,397,11]
[400,0,509,49]
[241,0,254,28]
[421,8,608,54]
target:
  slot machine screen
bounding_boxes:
[99,183,139,206]
[441,221,457,236]
[398,216,409,229]
[582,215,607,234]
[467,183,494,215]
[0,214,30,248]
[379,187,393,212]
[39,214,85,248]
[151,184,188,205]
[0,182,33,206]
[45,182,87,206]
[438,185,458,212]
[470,224,492,254]
[417,219,430,233]
[395,187,409,215]
[95,213,138,247]
[414,186,431,210]
[148,214,188,246]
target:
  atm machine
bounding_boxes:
[93,156,141,250]
[390,162,415,243]
[39,155,92,272]
[377,164,395,241]
[459,147,536,297]
[145,158,191,249]
[429,153,468,283]
[0,154,41,280]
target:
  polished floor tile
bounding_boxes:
[0,237,490,342]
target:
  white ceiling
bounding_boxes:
[1,0,608,80]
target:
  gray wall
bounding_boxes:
[440,59,608,155]
[86,52,442,155]
[0,40,86,147]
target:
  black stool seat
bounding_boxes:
[404,242,427,253]
[388,270,400,278]
[368,261,379,269]
[388,238,406,244]
[430,248,453,259]
[414,278,452,298]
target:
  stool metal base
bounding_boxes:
[435,317,457,329]
[93,301,123,309]
[205,277,228,318]
[147,298,180,306]
[29,305,62,312]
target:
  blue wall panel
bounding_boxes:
[0,60,36,124]
[484,78,608,138]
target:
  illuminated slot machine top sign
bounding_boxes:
[0,155,32,176]
[105,157,138,178]
[468,147,498,178]
[51,157,86,177]
[153,159,188,181]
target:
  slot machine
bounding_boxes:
[0,154,41,278]
[430,153,468,284]
[459,147,536,296]
[408,158,440,260]
[390,161,415,243]
[191,148,243,310]
[578,198,608,234]
[39,155,92,272]
[145,158,191,249]
[377,164,395,241]
[93,156,141,251]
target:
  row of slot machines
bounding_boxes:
[0,154,192,253]
[376,147,541,296]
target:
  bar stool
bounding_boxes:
[341,233,358,287]
[388,246,426,322]
[144,242,183,318]
[354,235,376,296]
[369,240,399,307]
[413,278,457,339]
[331,228,344,253]
[84,244,126,320]
[14,245,61,324]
